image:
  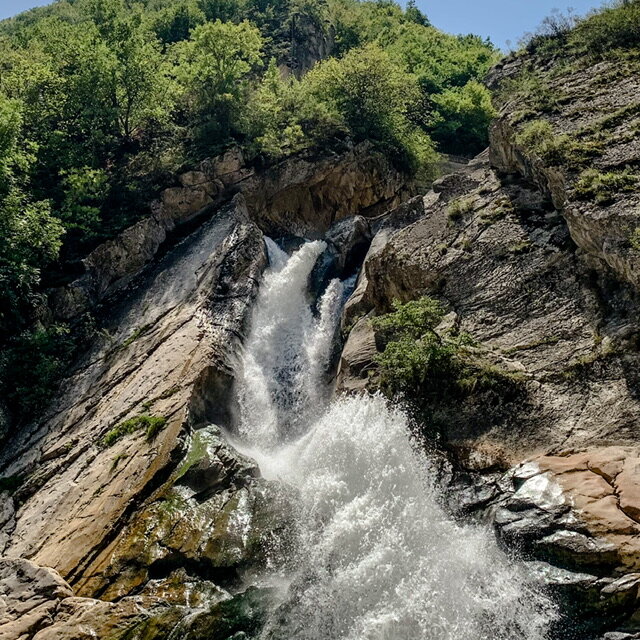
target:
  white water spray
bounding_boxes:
[235,240,556,640]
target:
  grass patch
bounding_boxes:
[101,414,167,448]
[460,238,473,252]
[479,197,514,227]
[576,103,640,139]
[573,168,638,205]
[497,69,561,115]
[630,227,640,252]
[508,240,533,255]
[570,1,640,57]
[447,197,475,223]
[515,120,570,165]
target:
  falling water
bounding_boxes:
[235,240,556,640]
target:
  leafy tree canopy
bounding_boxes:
[0,0,497,427]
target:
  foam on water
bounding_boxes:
[235,240,556,640]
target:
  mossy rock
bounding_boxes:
[118,587,274,640]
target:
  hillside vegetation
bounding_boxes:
[0,0,496,427]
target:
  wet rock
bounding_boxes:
[0,198,267,597]
[84,427,293,603]
[311,215,373,293]
[178,426,259,497]
[325,215,372,277]
[525,562,640,637]
[0,401,10,445]
[126,586,275,640]
[336,313,378,393]
[535,531,620,573]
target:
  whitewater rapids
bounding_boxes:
[233,239,556,640]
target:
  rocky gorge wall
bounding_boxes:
[2,48,640,640]
[336,53,640,639]
[0,143,410,638]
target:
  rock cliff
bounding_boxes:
[0,144,409,639]
[337,51,640,638]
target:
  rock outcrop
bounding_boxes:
[50,143,412,324]
[0,195,267,592]
[0,131,412,638]
[336,52,640,637]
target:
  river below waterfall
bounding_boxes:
[230,239,556,640]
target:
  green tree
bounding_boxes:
[301,44,438,172]
[0,94,63,332]
[174,19,263,144]
[242,58,305,157]
[429,80,496,155]
[405,0,429,26]
[149,0,206,44]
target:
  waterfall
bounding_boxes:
[234,240,556,640]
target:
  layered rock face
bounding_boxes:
[50,142,412,324]
[337,55,640,637]
[0,144,408,638]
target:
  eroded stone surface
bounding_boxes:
[0,197,267,597]
[338,156,640,466]
[50,143,412,323]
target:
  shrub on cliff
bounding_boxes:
[515,120,570,165]
[371,297,468,395]
[522,0,640,59]
[428,80,496,156]
[371,297,524,401]
[243,44,440,175]
[173,19,264,145]
[571,0,640,56]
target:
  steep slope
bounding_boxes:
[0,144,405,639]
[337,42,640,639]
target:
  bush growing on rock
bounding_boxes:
[371,297,523,400]
[574,168,638,205]
[300,44,439,173]
[0,324,75,420]
[428,80,496,156]
[571,0,640,56]
[515,120,570,166]
[101,414,168,448]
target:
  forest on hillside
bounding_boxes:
[0,0,497,426]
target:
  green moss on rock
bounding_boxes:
[101,415,167,448]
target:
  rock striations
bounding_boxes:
[2,46,640,640]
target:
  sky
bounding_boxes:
[422,0,607,49]
[0,0,609,49]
